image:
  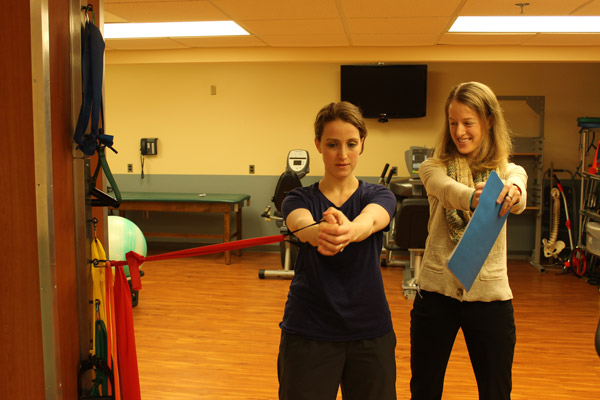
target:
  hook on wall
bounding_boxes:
[88,216,98,239]
[81,4,95,24]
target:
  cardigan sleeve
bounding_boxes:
[420,159,474,211]
[504,162,528,215]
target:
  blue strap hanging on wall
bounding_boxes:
[74,5,122,208]
[73,6,114,156]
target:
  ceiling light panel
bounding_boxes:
[450,16,600,33]
[459,0,589,16]
[104,21,249,38]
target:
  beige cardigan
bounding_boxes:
[417,159,528,302]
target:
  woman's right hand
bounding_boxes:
[471,182,485,210]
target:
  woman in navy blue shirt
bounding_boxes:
[278,101,397,400]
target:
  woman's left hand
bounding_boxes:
[497,183,521,217]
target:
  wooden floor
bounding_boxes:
[132,251,600,399]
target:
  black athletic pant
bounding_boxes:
[278,330,397,400]
[410,290,516,400]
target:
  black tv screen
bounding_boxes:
[340,64,427,119]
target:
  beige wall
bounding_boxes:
[105,61,600,178]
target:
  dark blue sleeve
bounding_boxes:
[281,186,311,221]
[364,183,397,220]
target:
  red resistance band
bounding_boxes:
[110,234,287,291]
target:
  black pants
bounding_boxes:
[278,330,397,400]
[410,290,516,400]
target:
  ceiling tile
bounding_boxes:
[104,1,228,23]
[523,33,600,46]
[346,17,448,35]
[340,0,463,18]
[439,33,535,45]
[350,33,440,47]
[105,11,128,23]
[258,34,349,47]
[174,35,267,47]
[210,0,340,20]
[573,1,600,14]
[105,37,189,50]
[241,19,345,36]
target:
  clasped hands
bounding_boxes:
[316,207,352,256]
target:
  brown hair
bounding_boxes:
[435,81,512,173]
[314,101,368,153]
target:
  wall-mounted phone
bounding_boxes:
[140,138,158,155]
[140,138,158,179]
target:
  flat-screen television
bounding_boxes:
[340,64,427,120]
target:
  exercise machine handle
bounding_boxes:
[385,166,397,185]
[379,163,390,185]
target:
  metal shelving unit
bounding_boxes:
[577,118,600,254]
[498,96,545,271]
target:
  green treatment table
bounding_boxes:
[115,192,251,264]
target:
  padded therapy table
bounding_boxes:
[116,192,251,264]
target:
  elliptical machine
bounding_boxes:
[258,150,310,279]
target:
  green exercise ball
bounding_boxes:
[108,215,147,276]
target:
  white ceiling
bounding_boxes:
[103,0,600,51]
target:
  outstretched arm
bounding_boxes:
[285,208,320,247]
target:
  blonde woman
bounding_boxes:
[410,82,528,400]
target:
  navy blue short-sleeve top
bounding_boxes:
[280,181,397,341]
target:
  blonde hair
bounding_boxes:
[434,81,512,173]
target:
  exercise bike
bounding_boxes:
[383,146,433,299]
[258,150,309,279]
